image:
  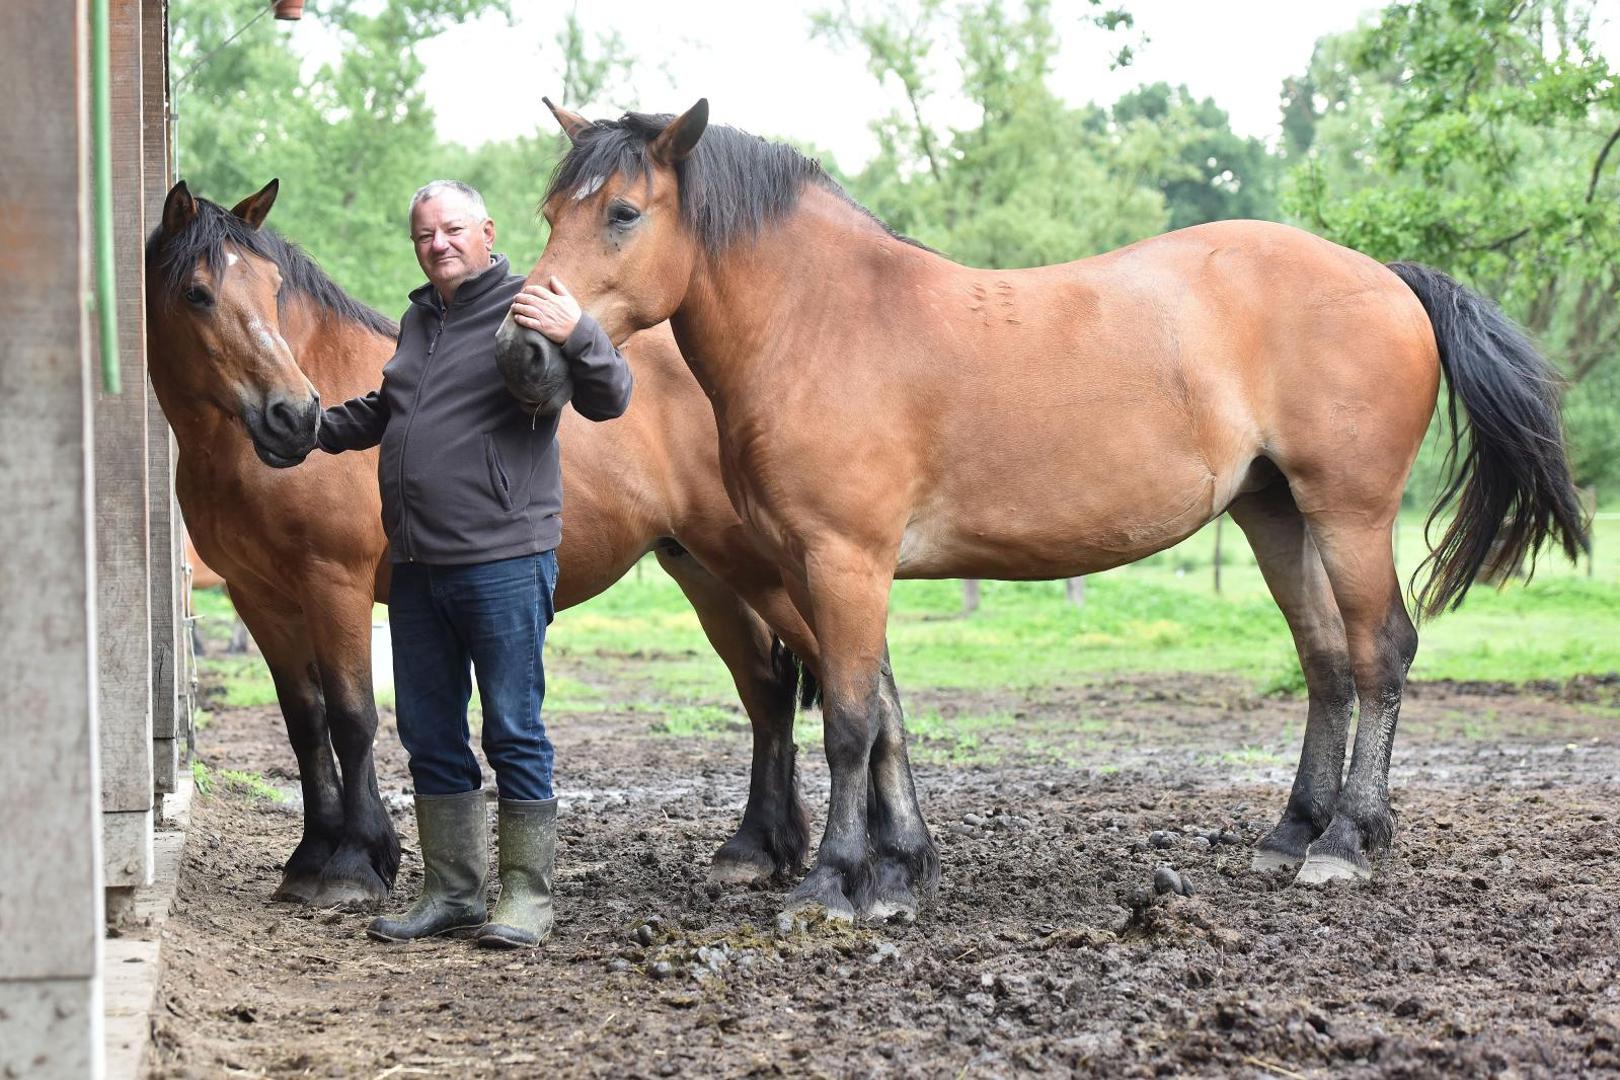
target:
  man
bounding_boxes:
[313,179,632,948]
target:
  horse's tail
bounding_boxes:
[770,635,821,711]
[1385,261,1589,620]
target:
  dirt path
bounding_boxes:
[148,672,1620,1078]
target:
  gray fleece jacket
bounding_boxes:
[317,255,633,564]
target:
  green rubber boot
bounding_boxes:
[475,798,557,949]
[367,790,488,942]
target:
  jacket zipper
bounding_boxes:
[397,305,448,562]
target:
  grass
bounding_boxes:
[190,760,284,802]
[191,509,1620,731]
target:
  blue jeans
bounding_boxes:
[389,551,558,801]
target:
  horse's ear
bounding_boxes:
[230,178,279,230]
[543,96,591,144]
[650,99,708,165]
[161,180,197,235]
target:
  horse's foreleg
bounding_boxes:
[228,589,345,904]
[1293,513,1417,884]
[862,644,938,922]
[783,546,898,922]
[304,582,400,908]
[655,546,813,885]
[1228,486,1356,870]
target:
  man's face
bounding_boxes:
[411,193,496,299]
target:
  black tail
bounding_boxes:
[770,636,821,711]
[1386,262,1589,620]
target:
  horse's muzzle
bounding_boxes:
[494,317,574,416]
[245,390,321,468]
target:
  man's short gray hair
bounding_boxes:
[408,180,489,228]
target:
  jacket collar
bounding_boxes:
[410,253,513,312]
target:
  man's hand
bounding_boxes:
[511,277,582,344]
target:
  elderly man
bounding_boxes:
[312,179,633,948]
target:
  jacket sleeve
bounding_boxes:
[317,388,388,453]
[559,313,634,421]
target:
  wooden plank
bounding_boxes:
[95,0,154,848]
[154,735,180,797]
[0,6,105,1076]
[143,0,179,790]
[0,979,104,1080]
[102,810,156,888]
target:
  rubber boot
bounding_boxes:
[475,798,556,949]
[367,790,488,942]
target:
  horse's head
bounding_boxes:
[495,99,710,401]
[146,179,322,468]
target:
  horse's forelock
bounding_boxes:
[540,111,927,256]
[145,196,396,338]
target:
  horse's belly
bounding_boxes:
[895,459,1219,579]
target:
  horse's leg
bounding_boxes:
[1227,485,1356,870]
[227,587,345,904]
[1292,513,1418,883]
[863,644,939,922]
[784,546,907,921]
[655,547,812,885]
[304,577,401,908]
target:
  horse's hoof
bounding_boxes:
[271,875,321,905]
[1293,852,1371,886]
[1250,846,1305,872]
[310,865,390,911]
[785,867,856,923]
[708,845,776,888]
[862,891,918,925]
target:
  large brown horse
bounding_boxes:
[145,179,827,908]
[502,100,1589,920]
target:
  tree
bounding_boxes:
[811,0,1170,268]
[1108,82,1278,228]
[1279,0,1620,490]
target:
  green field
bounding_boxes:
[192,512,1620,724]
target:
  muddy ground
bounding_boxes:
[146,665,1620,1078]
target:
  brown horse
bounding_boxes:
[504,100,1588,920]
[145,178,828,908]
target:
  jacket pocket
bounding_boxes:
[484,433,515,513]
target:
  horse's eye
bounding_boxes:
[608,203,641,228]
[183,285,214,308]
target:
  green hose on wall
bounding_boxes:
[92,0,121,395]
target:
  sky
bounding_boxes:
[282,0,1620,170]
[405,0,1383,167]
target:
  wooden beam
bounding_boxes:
[0,0,105,1075]
[143,0,181,795]
[96,0,154,888]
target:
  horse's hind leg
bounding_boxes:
[303,578,401,908]
[656,546,813,885]
[228,588,345,904]
[864,645,938,922]
[1292,508,1419,884]
[1227,484,1356,869]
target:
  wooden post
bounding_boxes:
[96,0,154,890]
[143,0,181,794]
[962,579,981,615]
[0,2,106,1074]
[1064,576,1085,607]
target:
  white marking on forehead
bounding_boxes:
[225,252,239,267]
[573,175,606,201]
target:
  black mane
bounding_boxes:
[145,196,398,338]
[544,111,928,254]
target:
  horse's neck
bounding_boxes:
[282,293,394,402]
[673,187,933,404]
